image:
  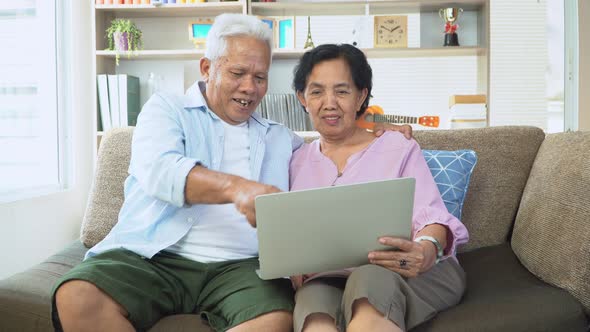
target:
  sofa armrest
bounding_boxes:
[512,131,590,315]
[0,240,87,332]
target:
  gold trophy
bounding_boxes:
[438,8,463,46]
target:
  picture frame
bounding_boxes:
[259,17,277,49]
[188,18,213,48]
[277,16,295,49]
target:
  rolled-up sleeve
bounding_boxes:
[400,140,469,256]
[129,93,203,207]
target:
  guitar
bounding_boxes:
[356,105,440,130]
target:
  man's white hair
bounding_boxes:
[205,13,273,62]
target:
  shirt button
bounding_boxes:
[187,217,193,223]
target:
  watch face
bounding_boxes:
[374,16,407,48]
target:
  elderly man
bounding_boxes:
[53,13,411,332]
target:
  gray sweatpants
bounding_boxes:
[293,259,466,332]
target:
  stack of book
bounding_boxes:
[97,74,140,131]
[256,93,313,131]
[448,94,487,129]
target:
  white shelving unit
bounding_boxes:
[96,49,205,60]
[93,0,489,141]
[93,1,248,141]
[94,1,247,71]
[96,46,485,61]
[249,0,486,16]
[95,2,247,17]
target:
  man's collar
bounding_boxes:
[249,108,268,128]
[183,81,207,109]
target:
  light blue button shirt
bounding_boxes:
[87,83,304,259]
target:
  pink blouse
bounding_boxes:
[289,131,469,258]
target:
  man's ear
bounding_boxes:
[200,57,211,82]
[296,91,308,112]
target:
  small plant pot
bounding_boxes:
[113,31,130,52]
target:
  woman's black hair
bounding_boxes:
[292,44,373,118]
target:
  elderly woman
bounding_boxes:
[289,44,469,332]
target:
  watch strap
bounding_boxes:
[414,235,444,264]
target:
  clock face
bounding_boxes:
[374,16,408,48]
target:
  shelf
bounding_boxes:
[96,47,486,60]
[364,46,486,58]
[96,49,204,60]
[250,0,486,16]
[95,2,246,18]
[93,0,489,137]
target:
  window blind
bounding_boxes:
[489,0,548,128]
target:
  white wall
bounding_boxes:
[579,0,589,131]
[0,1,94,279]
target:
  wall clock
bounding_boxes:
[374,15,408,48]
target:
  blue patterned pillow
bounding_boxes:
[422,149,478,220]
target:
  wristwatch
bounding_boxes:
[414,235,444,264]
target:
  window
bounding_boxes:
[0,0,70,202]
[489,0,569,132]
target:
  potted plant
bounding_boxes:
[106,18,143,65]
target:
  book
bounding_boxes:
[97,104,103,132]
[96,74,112,131]
[449,94,487,108]
[107,75,121,128]
[448,94,487,129]
[117,75,140,126]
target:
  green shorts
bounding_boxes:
[51,249,294,331]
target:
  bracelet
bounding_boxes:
[414,235,444,264]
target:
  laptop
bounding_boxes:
[255,177,415,280]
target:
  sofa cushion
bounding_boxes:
[422,149,477,220]
[412,243,589,332]
[81,128,134,247]
[414,126,545,252]
[0,241,86,332]
[511,131,590,314]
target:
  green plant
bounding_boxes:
[105,18,143,65]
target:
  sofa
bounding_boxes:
[1,126,588,332]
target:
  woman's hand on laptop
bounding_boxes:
[290,275,304,290]
[368,237,432,278]
[231,178,282,227]
[291,274,315,290]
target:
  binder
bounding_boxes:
[107,75,120,128]
[96,74,112,131]
[118,75,140,126]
